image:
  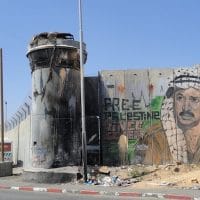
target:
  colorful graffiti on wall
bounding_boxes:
[100,66,200,165]
[161,67,200,164]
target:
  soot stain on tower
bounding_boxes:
[27,32,87,168]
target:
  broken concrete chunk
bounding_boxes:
[98,166,110,174]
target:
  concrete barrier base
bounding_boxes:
[0,162,13,177]
[23,166,80,183]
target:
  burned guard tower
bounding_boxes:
[27,32,87,169]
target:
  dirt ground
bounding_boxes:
[108,164,200,189]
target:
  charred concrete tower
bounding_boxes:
[27,32,87,168]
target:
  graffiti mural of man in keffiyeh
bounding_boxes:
[161,66,200,163]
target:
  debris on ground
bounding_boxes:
[78,163,200,189]
[98,166,110,175]
[79,165,148,187]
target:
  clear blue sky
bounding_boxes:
[1,0,200,119]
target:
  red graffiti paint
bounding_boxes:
[117,84,125,93]
[149,84,154,94]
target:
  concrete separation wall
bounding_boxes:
[5,116,31,168]
[100,65,200,165]
[6,64,200,168]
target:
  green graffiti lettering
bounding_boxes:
[132,100,141,110]
[133,112,141,120]
[122,99,129,110]
[127,112,133,120]
[113,98,120,111]
[120,112,126,120]
[104,98,112,111]
[152,111,160,119]
[112,112,119,121]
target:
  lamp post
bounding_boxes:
[78,0,87,182]
[5,101,7,123]
[96,116,101,164]
[4,101,7,132]
[0,48,4,162]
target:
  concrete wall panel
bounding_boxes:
[100,65,200,165]
[5,116,31,168]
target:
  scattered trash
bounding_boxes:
[101,176,112,186]
[79,163,200,188]
[82,167,140,187]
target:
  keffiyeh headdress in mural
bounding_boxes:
[161,65,200,163]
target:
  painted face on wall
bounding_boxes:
[174,87,200,130]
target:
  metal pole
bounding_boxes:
[78,0,87,182]
[0,49,4,162]
[4,101,7,132]
[96,116,101,165]
[5,101,7,123]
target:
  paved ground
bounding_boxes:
[0,167,200,199]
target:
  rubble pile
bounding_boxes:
[78,163,200,189]
[78,165,150,187]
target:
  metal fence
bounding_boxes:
[5,95,32,131]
